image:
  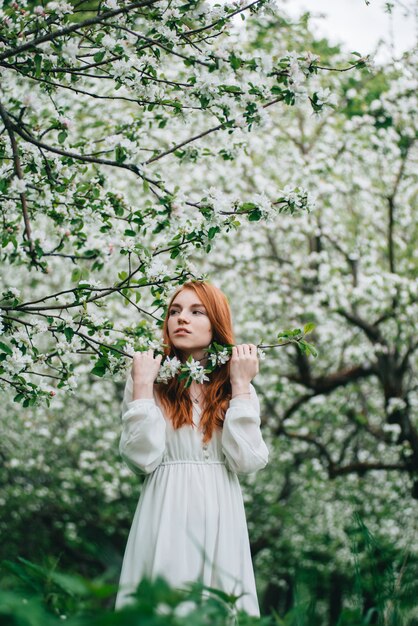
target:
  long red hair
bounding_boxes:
[155,280,235,443]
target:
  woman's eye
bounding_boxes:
[169,310,178,316]
[193,310,204,315]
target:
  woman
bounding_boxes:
[115,280,269,616]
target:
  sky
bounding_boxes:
[285,0,417,61]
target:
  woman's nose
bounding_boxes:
[177,312,190,324]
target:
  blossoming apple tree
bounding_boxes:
[4,1,416,618]
[0,0,368,407]
[183,32,416,609]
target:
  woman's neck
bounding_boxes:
[181,350,209,363]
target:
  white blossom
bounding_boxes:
[257,347,266,360]
[387,398,407,415]
[209,348,230,367]
[112,58,134,79]
[316,88,338,108]
[184,359,210,384]
[145,259,169,281]
[61,40,79,61]
[102,0,118,7]
[46,1,73,17]
[156,356,182,383]
[102,34,117,50]
[10,178,27,194]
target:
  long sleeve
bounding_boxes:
[221,384,269,475]
[119,374,166,475]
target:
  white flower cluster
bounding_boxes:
[34,5,46,16]
[9,177,27,194]
[61,40,79,63]
[205,186,239,214]
[4,346,33,375]
[386,397,407,416]
[286,51,309,102]
[209,348,230,368]
[382,422,401,438]
[57,114,73,129]
[31,318,49,334]
[156,356,182,383]
[145,258,170,282]
[252,192,275,219]
[102,34,117,50]
[257,347,266,360]
[184,359,209,384]
[46,1,73,17]
[102,0,118,8]
[279,185,316,214]
[112,58,134,80]
[8,287,20,298]
[315,88,338,109]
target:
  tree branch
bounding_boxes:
[0,99,38,267]
[335,309,385,345]
[144,96,284,165]
[330,462,409,477]
[0,0,159,62]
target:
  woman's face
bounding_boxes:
[167,289,213,360]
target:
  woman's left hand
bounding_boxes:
[229,344,259,388]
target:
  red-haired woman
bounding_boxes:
[115,280,269,616]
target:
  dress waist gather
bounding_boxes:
[159,460,226,466]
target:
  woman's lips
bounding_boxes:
[174,329,190,335]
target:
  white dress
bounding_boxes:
[115,375,269,616]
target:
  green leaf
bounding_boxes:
[239,202,258,211]
[303,322,316,335]
[219,84,243,94]
[229,54,242,70]
[248,209,262,221]
[305,343,318,358]
[0,341,12,355]
[34,54,42,78]
[298,340,318,358]
[115,145,127,164]
[93,51,106,63]
[64,327,74,342]
[208,226,219,239]
[90,364,107,377]
[71,268,82,283]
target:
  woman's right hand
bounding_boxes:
[131,349,162,385]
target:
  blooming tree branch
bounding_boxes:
[1,0,357,406]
